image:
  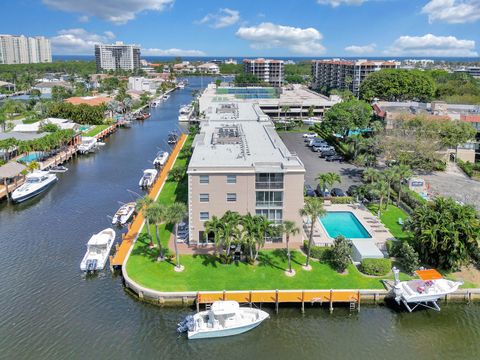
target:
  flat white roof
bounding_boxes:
[188,101,304,172]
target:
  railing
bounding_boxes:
[255,201,283,208]
[255,182,283,190]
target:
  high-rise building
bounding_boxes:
[0,34,51,64]
[243,58,285,87]
[311,59,400,95]
[94,42,141,72]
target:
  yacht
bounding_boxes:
[111,202,136,226]
[178,104,193,122]
[78,137,97,154]
[151,99,161,107]
[153,151,169,167]
[178,301,269,340]
[163,94,170,101]
[80,228,116,272]
[392,267,462,312]
[139,169,158,188]
[12,170,57,203]
[177,81,186,89]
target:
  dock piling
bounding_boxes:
[329,289,334,313]
[275,289,279,314]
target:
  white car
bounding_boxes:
[303,132,317,139]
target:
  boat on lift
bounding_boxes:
[178,301,269,340]
[391,267,463,312]
[111,202,136,226]
[153,151,169,167]
[12,170,58,203]
[178,104,193,122]
[78,137,97,154]
[48,165,68,173]
[139,169,158,188]
[80,228,116,272]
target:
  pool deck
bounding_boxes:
[303,203,394,250]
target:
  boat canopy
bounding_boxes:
[415,269,443,281]
[210,301,239,315]
[87,231,113,246]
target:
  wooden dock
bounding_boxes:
[110,134,188,267]
[94,124,117,140]
[39,146,77,170]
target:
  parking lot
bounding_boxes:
[279,132,363,193]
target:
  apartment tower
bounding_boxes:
[94,42,141,72]
[243,58,285,87]
[0,34,51,64]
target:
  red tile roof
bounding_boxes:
[461,115,480,123]
[65,96,111,106]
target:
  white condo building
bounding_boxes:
[0,34,51,64]
[95,42,141,72]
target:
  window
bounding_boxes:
[226,193,237,202]
[255,173,284,189]
[256,191,283,208]
[199,193,209,202]
[199,175,209,184]
[256,209,283,224]
[227,175,237,184]
[199,212,209,221]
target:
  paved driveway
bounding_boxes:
[279,132,363,192]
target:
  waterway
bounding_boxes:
[0,77,479,360]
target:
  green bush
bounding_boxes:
[360,258,392,276]
[386,240,399,257]
[303,240,332,262]
[331,196,354,204]
[397,242,419,275]
[330,236,352,272]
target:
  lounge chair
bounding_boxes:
[397,218,404,225]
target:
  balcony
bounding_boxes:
[255,182,283,190]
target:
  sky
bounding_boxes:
[0,0,479,58]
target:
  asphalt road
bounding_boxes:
[279,132,363,192]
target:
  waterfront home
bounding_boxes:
[13,118,79,133]
[197,63,220,75]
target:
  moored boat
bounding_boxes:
[80,228,116,272]
[12,170,58,203]
[111,202,136,226]
[139,169,158,188]
[78,137,97,154]
[153,151,169,167]
[167,131,179,145]
[48,165,68,173]
[392,267,462,312]
[178,301,269,340]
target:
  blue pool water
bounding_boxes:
[18,152,42,163]
[319,211,372,239]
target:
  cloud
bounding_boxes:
[78,15,89,23]
[385,34,478,57]
[142,48,206,56]
[197,8,240,29]
[422,0,480,24]
[43,0,174,24]
[317,0,366,6]
[51,28,115,54]
[236,22,326,55]
[345,43,377,54]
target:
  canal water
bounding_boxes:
[1,77,479,360]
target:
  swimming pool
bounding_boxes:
[319,211,372,239]
[18,152,43,163]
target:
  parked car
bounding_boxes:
[304,184,316,197]
[315,184,330,197]
[330,188,346,197]
[308,138,326,147]
[313,145,334,153]
[319,149,336,158]
[303,133,317,141]
[325,154,344,162]
[346,185,359,196]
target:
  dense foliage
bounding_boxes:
[397,242,420,275]
[219,63,243,74]
[429,70,480,104]
[406,198,480,270]
[360,258,392,276]
[320,98,372,139]
[46,102,106,125]
[330,236,352,272]
[360,69,436,102]
[234,72,266,86]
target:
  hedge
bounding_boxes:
[360,258,392,276]
[330,196,354,204]
[303,240,332,262]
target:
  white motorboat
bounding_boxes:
[48,165,68,173]
[139,169,158,188]
[78,137,97,154]
[153,151,169,167]
[12,170,57,203]
[392,267,462,312]
[151,100,161,107]
[80,228,116,272]
[178,301,269,340]
[163,94,170,101]
[112,202,136,226]
[178,104,193,122]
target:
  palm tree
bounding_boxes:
[279,220,300,274]
[252,215,272,261]
[27,161,39,172]
[316,172,341,195]
[299,198,326,268]
[221,211,242,256]
[136,195,154,247]
[204,215,224,252]
[394,164,412,205]
[165,202,187,270]
[369,180,390,216]
[363,167,379,184]
[146,203,166,261]
[281,105,291,130]
[382,168,399,206]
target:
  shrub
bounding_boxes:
[360,258,392,276]
[330,236,352,272]
[386,239,403,257]
[303,240,332,262]
[330,196,354,204]
[397,242,419,275]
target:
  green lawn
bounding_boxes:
[367,204,410,240]
[83,124,109,137]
